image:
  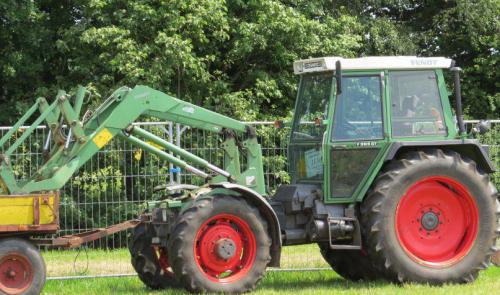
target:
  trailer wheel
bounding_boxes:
[0,238,45,295]
[318,245,380,281]
[129,224,179,289]
[361,149,499,284]
[168,195,271,293]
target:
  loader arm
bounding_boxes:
[0,85,265,195]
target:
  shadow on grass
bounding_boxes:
[259,271,393,293]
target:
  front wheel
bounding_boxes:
[0,238,46,295]
[168,195,271,293]
[129,223,179,289]
[361,149,499,284]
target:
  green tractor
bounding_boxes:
[0,56,497,294]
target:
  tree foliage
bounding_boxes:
[336,0,499,118]
[0,0,498,124]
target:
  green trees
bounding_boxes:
[0,0,363,124]
[0,0,497,121]
[336,0,499,118]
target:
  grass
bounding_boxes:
[41,244,500,294]
[42,244,328,277]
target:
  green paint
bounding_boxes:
[0,85,265,195]
[0,66,467,208]
[290,67,466,204]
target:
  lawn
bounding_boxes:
[41,244,500,294]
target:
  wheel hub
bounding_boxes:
[0,254,33,294]
[215,238,236,260]
[6,269,16,279]
[421,211,439,231]
[395,176,479,267]
[157,247,175,278]
[194,214,257,283]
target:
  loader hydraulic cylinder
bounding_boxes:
[129,126,231,179]
[121,133,209,178]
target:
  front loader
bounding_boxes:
[0,56,497,294]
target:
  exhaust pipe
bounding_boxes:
[450,66,465,136]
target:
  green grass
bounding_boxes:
[41,244,500,294]
[42,244,329,277]
[43,268,500,295]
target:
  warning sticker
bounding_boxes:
[304,149,322,178]
[93,128,113,149]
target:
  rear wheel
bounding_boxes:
[168,195,271,293]
[361,149,499,284]
[318,245,380,281]
[0,238,45,295]
[129,224,178,289]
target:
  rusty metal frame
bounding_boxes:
[34,220,140,249]
[0,190,139,249]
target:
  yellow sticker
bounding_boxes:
[93,128,113,149]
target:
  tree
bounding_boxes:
[333,0,499,118]
[0,0,497,123]
[0,1,50,124]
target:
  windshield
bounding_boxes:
[291,73,333,140]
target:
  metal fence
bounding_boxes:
[0,120,499,278]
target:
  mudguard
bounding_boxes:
[385,139,496,173]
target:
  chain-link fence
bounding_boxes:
[0,120,499,278]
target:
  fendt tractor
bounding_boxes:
[0,56,498,294]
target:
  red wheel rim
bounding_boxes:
[0,253,33,294]
[395,176,479,267]
[194,213,257,283]
[155,247,174,278]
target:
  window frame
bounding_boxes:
[291,72,335,141]
[388,70,448,138]
[330,74,385,142]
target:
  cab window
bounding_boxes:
[332,76,383,141]
[389,71,447,137]
[292,73,332,140]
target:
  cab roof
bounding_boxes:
[293,56,454,75]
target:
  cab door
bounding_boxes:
[324,72,390,203]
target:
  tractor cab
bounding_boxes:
[289,56,458,203]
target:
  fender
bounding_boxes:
[385,139,496,173]
[207,182,282,267]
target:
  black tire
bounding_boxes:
[129,223,179,289]
[361,149,499,284]
[318,245,380,281]
[168,195,271,293]
[0,238,46,295]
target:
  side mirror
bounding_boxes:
[335,60,342,95]
[472,120,491,135]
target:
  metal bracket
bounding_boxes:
[328,217,362,250]
[36,220,140,249]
